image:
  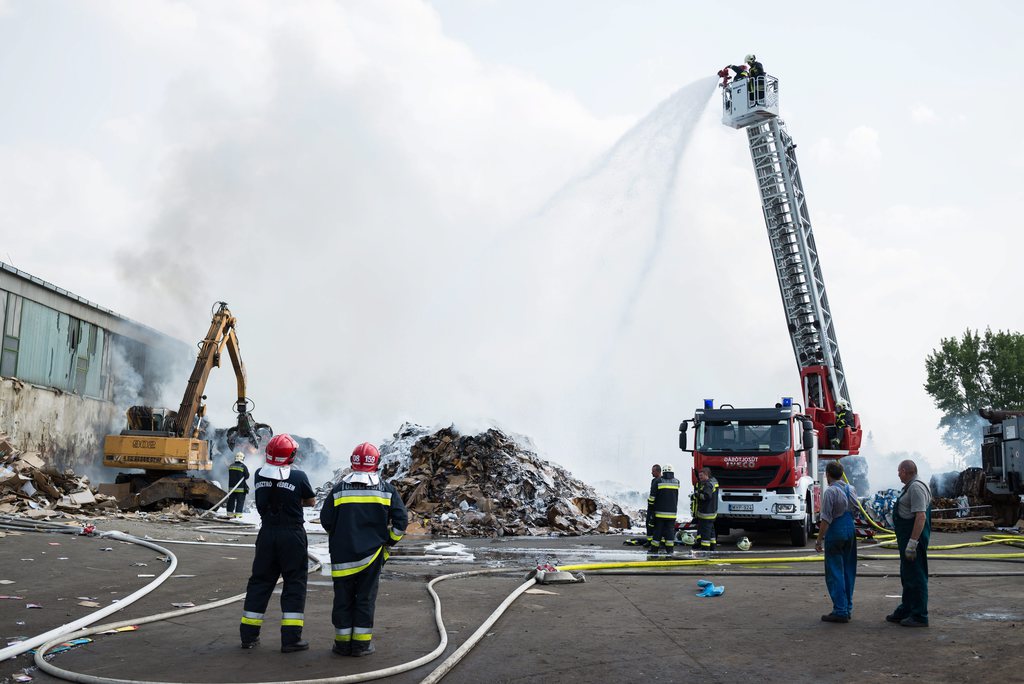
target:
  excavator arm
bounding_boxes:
[173,302,271,450]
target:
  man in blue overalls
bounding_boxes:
[886,459,932,627]
[815,460,858,622]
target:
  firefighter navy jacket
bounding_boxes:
[228,462,250,494]
[253,467,314,527]
[320,476,409,571]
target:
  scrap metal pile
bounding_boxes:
[0,432,119,519]
[316,423,633,537]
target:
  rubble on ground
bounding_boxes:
[0,432,201,523]
[315,423,634,537]
[0,432,119,519]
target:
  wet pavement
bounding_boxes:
[1,517,1022,683]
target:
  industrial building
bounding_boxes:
[0,261,188,471]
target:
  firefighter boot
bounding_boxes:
[332,640,352,656]
[281,640,309,653]
[351,641,376,657]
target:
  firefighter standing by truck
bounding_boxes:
[693,466,720,552]
[648,464,680,555]
[645,463,662,547]
[226,452,250,519]
[320,442,408,656]
[240,434,316,653]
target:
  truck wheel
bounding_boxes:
[790,497,812,547]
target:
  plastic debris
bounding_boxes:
[78,601,101,607]
[1,595,25,600]
[26,603,43,609]
[171,602,195,608]
[695,580,724,597]
[30,637,92,657]
[98,625,139,634]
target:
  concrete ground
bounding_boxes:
[1,518,1022,684]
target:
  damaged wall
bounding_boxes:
[0,262,192,475]
[0,377,121,472]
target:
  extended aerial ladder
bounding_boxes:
[721,74,862,456]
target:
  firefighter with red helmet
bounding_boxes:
[239,433,316,653]
[320,442,408,657]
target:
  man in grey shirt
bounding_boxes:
[815,460,858,622]
[885,459,932,627]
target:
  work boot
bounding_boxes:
[240,638,260,650]
[821,613,850,623]
[885,612,906,624]
[281,640,309,653]
[332,641,352,656]
[350,641,376,657]
[899,617,928,628]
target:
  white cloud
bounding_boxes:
[811,125,881,166]
[910,104,937,123]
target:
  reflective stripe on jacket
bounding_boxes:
[228,463,249,494]
[652,475,680,519]
[696,477,719,519]
[320,479,409,564]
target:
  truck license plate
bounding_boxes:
[729,503,754,512]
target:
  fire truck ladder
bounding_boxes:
[744,118,850,411]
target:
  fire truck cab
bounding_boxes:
[681,398,819,547]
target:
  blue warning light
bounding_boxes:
[704,399,714,409]
[781,397,793,407]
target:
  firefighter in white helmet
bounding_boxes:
[320,442,408,657]
[648,464,680,555]
[226,452,250,519]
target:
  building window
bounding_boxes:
[1,293,21,377]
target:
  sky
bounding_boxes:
[1,0,1021,492]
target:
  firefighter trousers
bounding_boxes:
[227,492,246,516]
[331,550,385,645]
[649,518,676,550]
[240,526,308,647]
[696,517,717,549]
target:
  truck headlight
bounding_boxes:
[775,503,797,513]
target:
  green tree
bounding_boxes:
[925,328,1024,468]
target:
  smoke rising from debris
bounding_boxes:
[114,3,719,486]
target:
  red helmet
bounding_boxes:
[265,434,298,466]
[351,442,380,472]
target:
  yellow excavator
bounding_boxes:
[102,302,272,510]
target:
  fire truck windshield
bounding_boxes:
[697,419,790,454]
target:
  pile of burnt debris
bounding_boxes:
[316,423,633,537]
[0,432,120,519]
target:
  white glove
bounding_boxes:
[905,538,918,561]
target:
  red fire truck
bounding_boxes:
[679,72,863,546]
